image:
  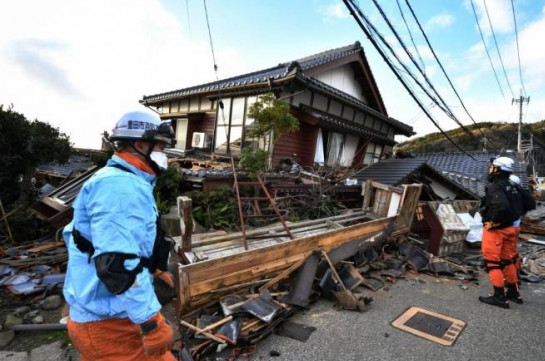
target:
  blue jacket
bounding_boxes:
[63,155,161,324]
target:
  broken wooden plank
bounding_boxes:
[27,242,65,253]
[179,320,226,344]
[186,217,392,285]
[191,211,366,247]
[195,316,233,335]
[259,257,307,292]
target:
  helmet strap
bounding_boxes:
[132,140,162,175]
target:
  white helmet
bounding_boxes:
[492,156,514,173]
[110,111,175,147]
[509,174,521,185]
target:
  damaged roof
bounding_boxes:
[141,42,362,104]
[350,158,479,199]
[35,154,94,178]
[414,151,528,197]
[140,42,414,137]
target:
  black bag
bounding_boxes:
[521,188,536,214]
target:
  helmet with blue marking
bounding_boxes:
[110,111,175,147]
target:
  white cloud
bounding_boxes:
[464,0,514,35]
[0,0,245,148]
[319,1,349,22]
[425,13,455,30]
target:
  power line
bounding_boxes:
[404,0,493,147]
[203,0,218,79]
[395,0,425,72]
[372,0,475,138]
[482,0,515,98]
[510,0,527,95]
[185,0,191,39]
[202,0,227,143]
[361,0,469,137]
[342,0,477,161]
[469,0,506,100]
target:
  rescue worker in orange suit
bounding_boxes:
[63,111,177,360]
[479,157,524,308]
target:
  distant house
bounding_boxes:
[415,151,528,197]
[140,42,413,168]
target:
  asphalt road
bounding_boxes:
[246,273,545,361]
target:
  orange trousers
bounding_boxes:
[67,317,176,361]
[481,223,518,287]
[514,225,521,274]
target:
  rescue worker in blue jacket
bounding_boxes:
[63,111,177,361]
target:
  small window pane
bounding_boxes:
[245,96,258,126]
[313,93,328,111]
[355,112,365,125]
[189,97,199,112]
[373,120,381,131]
[229,126,243,155]
[201,97,212,110]
[343,107,355,121]
[329,101,342,117]
[231,97,245,125]
[364,116,373,128]
[180,98,189,112]
[363,153,373,166]
[215,127,228,153]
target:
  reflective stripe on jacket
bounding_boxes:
[63,155,161,324]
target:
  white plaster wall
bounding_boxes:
[176,118,188,150]
[314,64,368,104]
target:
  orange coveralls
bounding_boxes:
[68,318,176,361]
[481,222,519,287]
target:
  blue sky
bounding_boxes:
[1,0,544,148]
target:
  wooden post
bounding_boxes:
[0,199,15,245]
[177,196,193,252]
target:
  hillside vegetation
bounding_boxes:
[398,120,545,154]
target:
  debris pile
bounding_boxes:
[0,240,66,297]
[174,231,485,359]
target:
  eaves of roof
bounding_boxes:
[300,76,413,136]
[300,105,396,146]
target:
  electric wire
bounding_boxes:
[469,0,506,100]
[372,0,474,137]
[203,0,218,80]
[362,4,459,130]
[202,0,228,146]
[404,0,494,146]
[510,0,527,95]
[482,0,515,98]
[395,0,425,72]
[342,0,477,161]
[185,0,191,39]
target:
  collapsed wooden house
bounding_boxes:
[140,42,414,169]
[174,181,422,316]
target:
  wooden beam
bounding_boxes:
[184,217,392,285]
[178,196,193,252]
[258,257,307,292]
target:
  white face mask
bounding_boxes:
[150,151,168,170]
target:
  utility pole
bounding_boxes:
[513,94,530,153]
